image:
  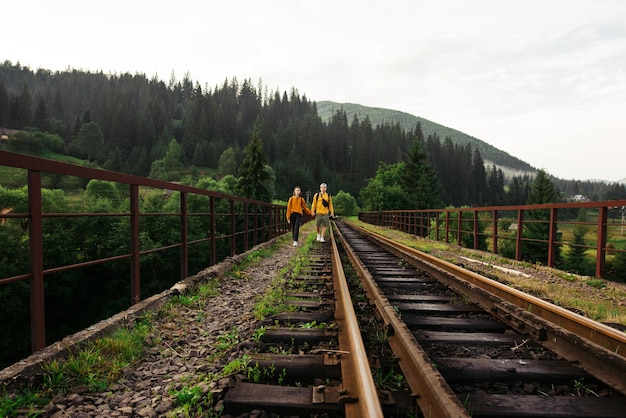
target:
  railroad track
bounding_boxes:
[221,236,390,417]
[334,219,626,418]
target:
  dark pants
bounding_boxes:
[290,213,302,241]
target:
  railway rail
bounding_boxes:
[334,219,626,418]
[220,234,388,417]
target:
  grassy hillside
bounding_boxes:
[316,101,537,177]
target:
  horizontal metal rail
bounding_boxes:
[0,151,287,353]
[359,200,626,279]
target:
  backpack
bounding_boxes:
[314,192,331,208]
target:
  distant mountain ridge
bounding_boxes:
[316,101,537,178]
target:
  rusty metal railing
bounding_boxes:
[0,151,287,353]
[359,201,626,279]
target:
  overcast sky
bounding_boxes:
[5,0,625,182]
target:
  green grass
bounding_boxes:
[0,318,152,417]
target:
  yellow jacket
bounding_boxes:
[312,192,334,215]
[286,196,312,220]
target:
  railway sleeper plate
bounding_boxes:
[490,302,548,341]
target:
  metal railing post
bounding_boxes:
[130,184,140,305]
[457,211,462,246]
[596,206,608,278]
[516,210,524,261]
[473,210,479,250]
[28,170,45,352]
[492,210,498,254]
[230,200,236,256]
[548,208,558,268]
[180,192,188,279]
[210,196,216,265]
[244,202,249,252]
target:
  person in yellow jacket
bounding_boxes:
[311,182,335,243]
[286,186,312,247]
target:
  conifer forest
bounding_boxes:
[1,60,626,368]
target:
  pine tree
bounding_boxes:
[73,121,105,162]
[471,148,487,206]
[528,169,558,204]
[13,82,32,129]
[566,209,591,275]
[0,81,8,125]
[399,137,441,209]
[33,97,50,132]
[524,169,560,264]
[236,129,273,202]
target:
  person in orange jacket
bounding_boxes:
[286,186,312,247]
[311,182,334,243]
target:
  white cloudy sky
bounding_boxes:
[5,0,626,182]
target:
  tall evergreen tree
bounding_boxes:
[524,169,560,264]
[565,209,591,275]
[73,121,105,162]
[527,169,558,205]
[0,80,8,125]
[471,148,487,206]
[33,97,50,132]
[236,129,272,202]
[399,137,441,209]
[486,165,505,205]
[13,81,32,129]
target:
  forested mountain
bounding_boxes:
[317,101,536,177]
[0,61,621,205]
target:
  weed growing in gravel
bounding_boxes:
[586,279,606,289]
[197,277,220,298]
[1,318,152,416]
[251,236,315,319]
[226,247,275,280]
[170,385,215,417]
[214,327,239,352]
[40,321,151,391]
[222,354,251,376]
[300,321,329,329]
[171,294,200,307]
[245,362,287,385]
[0,387,47,418]
[253,325,266,341]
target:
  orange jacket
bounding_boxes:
[286,196,312,220]
[312,192,334,215]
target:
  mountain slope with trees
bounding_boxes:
[0,61,622,205]
[316,100,535,177]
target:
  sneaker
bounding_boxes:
[316,234,321,241]
[320,237,325,242]
[293,241,298,247]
